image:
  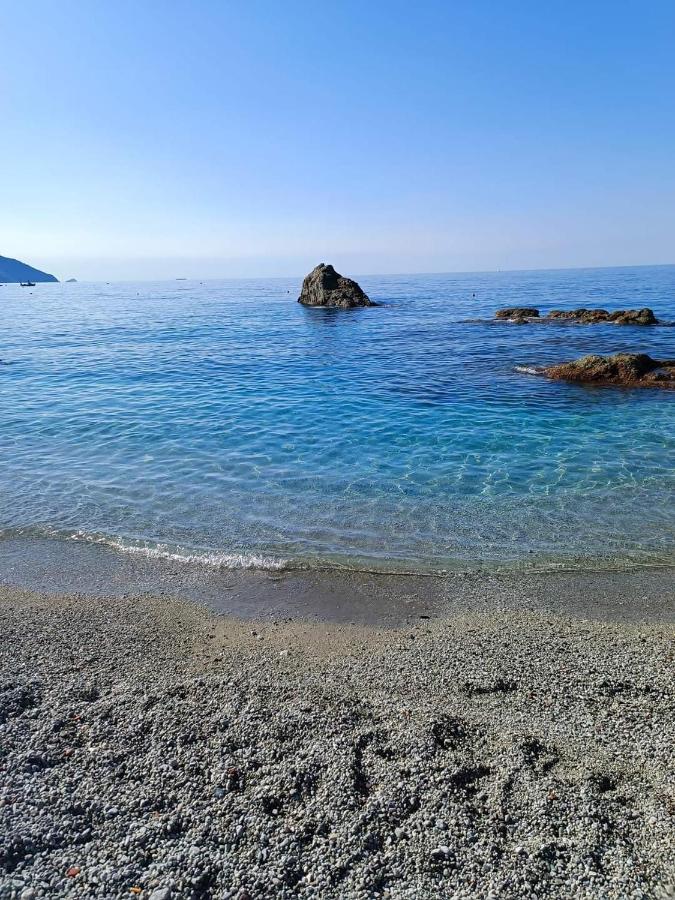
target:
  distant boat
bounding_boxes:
[176,277,187,281]
[20,281,36,287]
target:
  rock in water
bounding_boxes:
[494,307,659,325]
[546,307,658,325]
[298,263,371,308]
[547,308,610,323]
[494,307,540,320]
[608,308,658,325]
[543,353,675,387]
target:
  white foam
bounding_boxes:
[68,530,289,571]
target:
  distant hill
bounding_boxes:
[0,255,58,283]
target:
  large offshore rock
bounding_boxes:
[298,264,371,308]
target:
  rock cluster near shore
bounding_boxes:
[494,307,540,320]
[541,352,675,388]
[1,588,674,899]
[298,264,371,308]
[501,305,672,387]
[495,306,659,325]
[548,308,658,325]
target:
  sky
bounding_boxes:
[1,0,674,281]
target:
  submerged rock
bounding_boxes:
[494,307,540,320]
[298,264,371,308]
[541,353,675,388]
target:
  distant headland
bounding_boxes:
[0,254,58,283]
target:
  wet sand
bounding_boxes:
[1,536,675,625]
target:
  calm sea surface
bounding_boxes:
[1,266,674,575]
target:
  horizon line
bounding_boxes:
[25,259,675,284]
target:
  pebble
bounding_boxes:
[0,590,672,899]
[148,890,172,900]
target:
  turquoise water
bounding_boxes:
[0,266,674,574]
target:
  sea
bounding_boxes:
[1,266,674,582]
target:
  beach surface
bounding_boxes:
[1,576,674,899]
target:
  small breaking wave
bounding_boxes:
[68,531,290,571]
[514,365,544,376]
[0,525,290,572]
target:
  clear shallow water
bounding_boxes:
[0,266,674,575]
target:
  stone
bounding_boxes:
[496,307,659,325]
[547,308,610,323]
[298,263,371,308]
[542,353,675,388]
[607,308,658,325]
[494,307,539,320]
[149,889,172,900]
[545,307,658,325]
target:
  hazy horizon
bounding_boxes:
[2,1,674,281]
[6,259,675,285]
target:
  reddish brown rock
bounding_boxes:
[542,353,675,388]
[545,307,658,325]
[495,307,660,325]
[547,308,610,323]
[607,308,658,325]
[494,307,540,320]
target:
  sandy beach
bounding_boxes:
[1,578,673,899]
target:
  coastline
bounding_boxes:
[2,535,675,626]
[1,572,674,898]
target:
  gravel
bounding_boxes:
[0,584,673,899]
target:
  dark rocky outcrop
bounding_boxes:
[495,307,659,325]
[541,353,675,388]
[547,308,610,323]
[494,307,539,320]
[298,264,371,308]
[0,255,57,283]
[546,308,658,325]
[607,308,658,325]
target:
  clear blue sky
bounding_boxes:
[2,0,674,280]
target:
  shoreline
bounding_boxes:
[1,575,674,898]
[1,536,675,626]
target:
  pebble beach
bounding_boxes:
[1,583,673,899]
